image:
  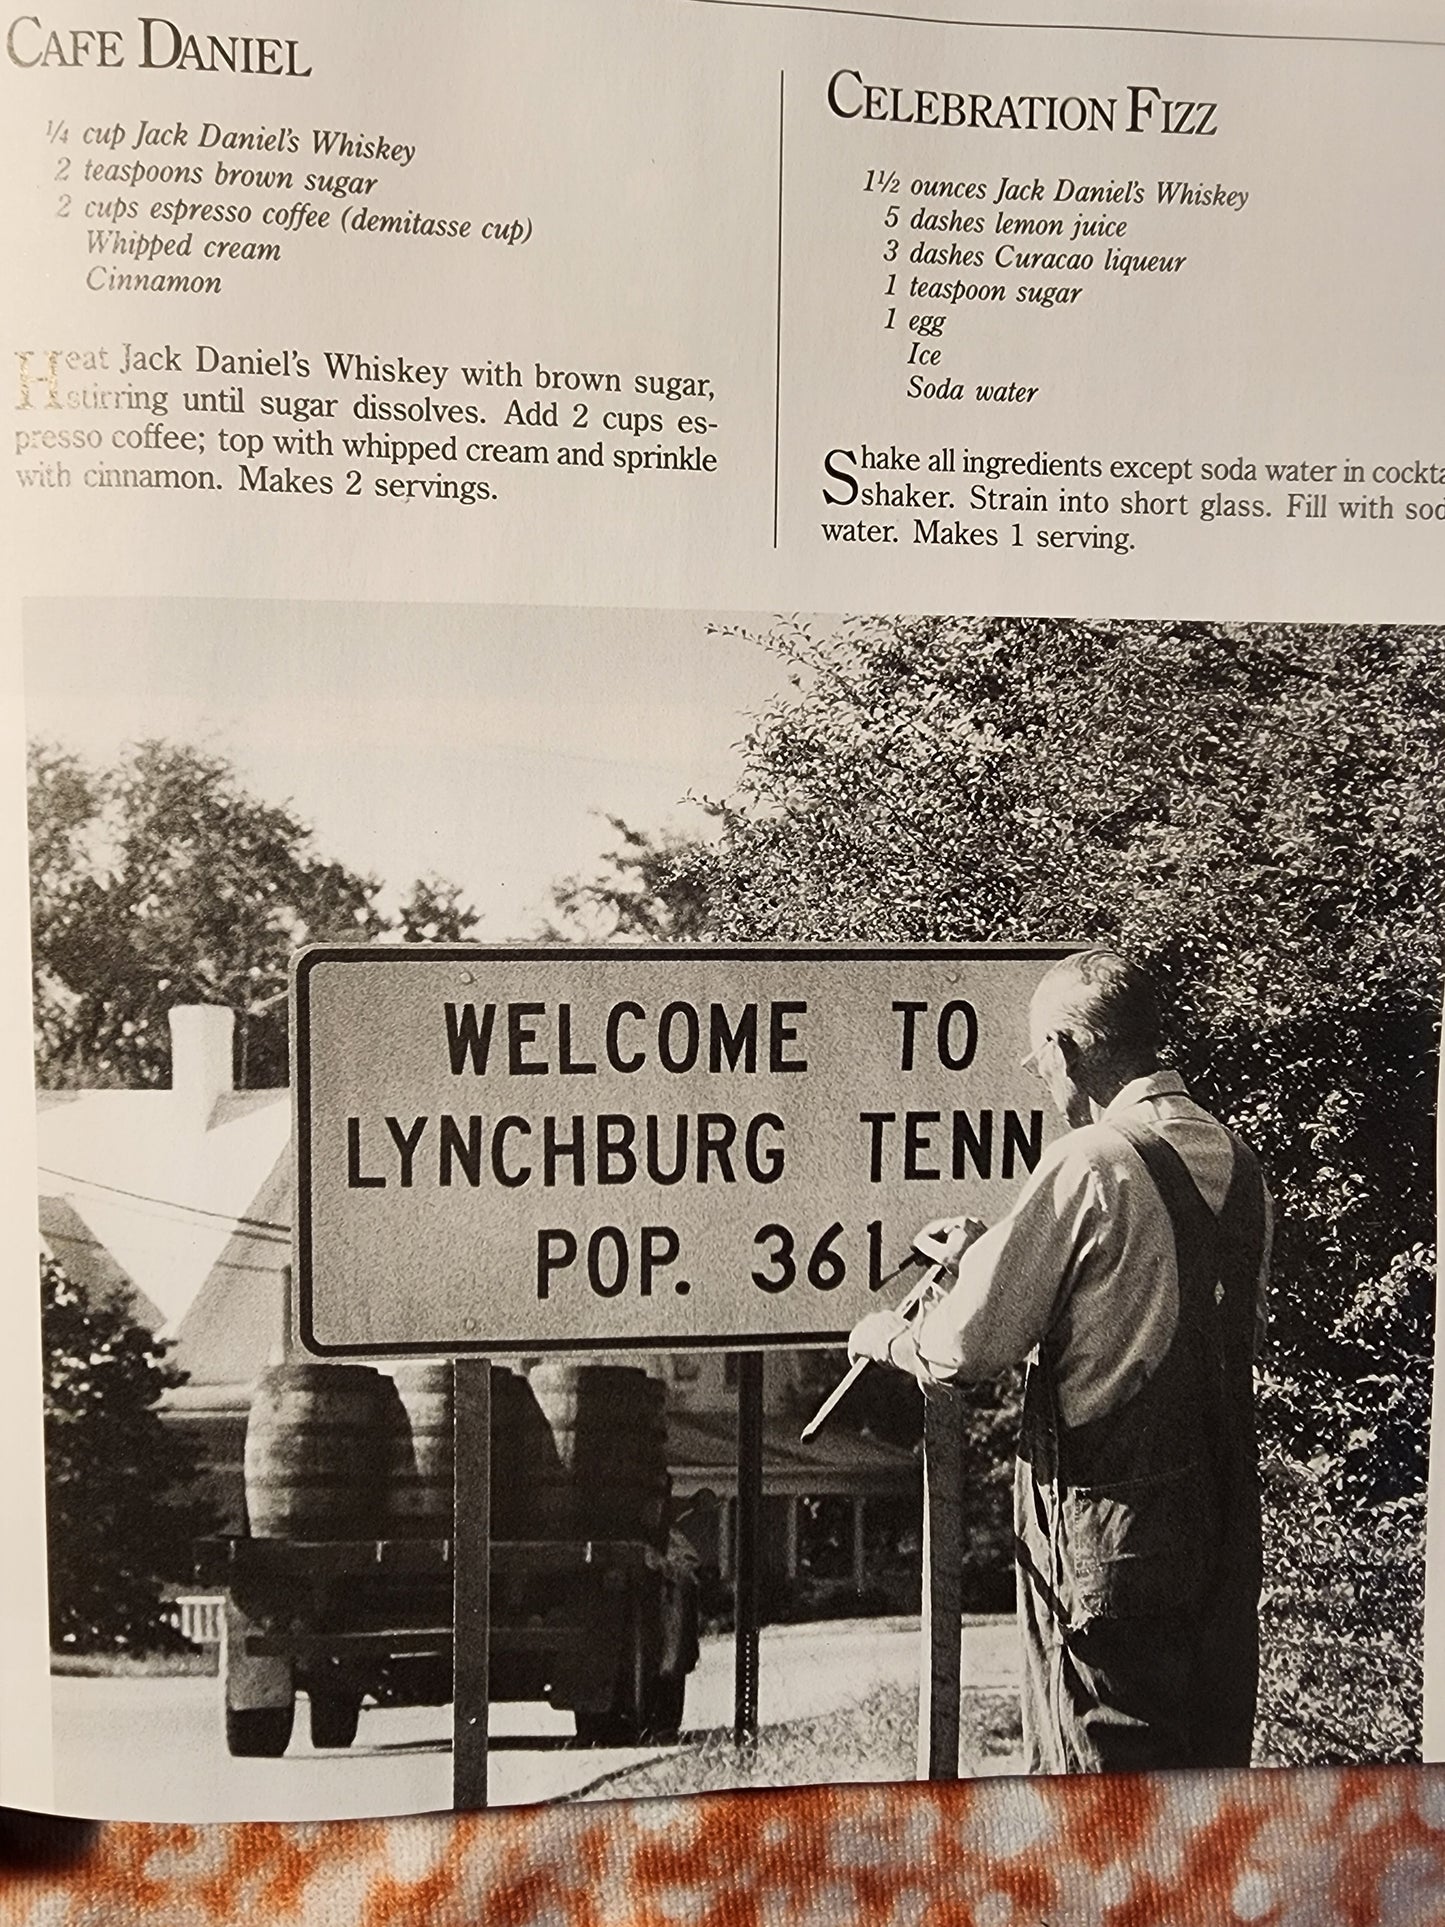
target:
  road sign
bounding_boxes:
[293,944,1073,1356]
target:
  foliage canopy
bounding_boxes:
[29,738,479,1089]
[691,615,1440,1470]
[604,613,1440,1758]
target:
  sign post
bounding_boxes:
[733,1353,764,1749]
[451,1357,491,1810]
[916,1383,966,1780]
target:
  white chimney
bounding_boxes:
[168,1005,236,1125]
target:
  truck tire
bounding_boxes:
[308,1690,362,1750]
[225,1703,294,1758]
[576,1673,683,1746]
[573,1588,655,1746]
[222,1597,295,1757]
[642,1670,685,1745]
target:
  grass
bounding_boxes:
[1254,1473,1424,1767]
[51,1647,217,1679]
[567,1679,1023,1801]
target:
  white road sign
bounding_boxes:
[294,945,1075,1355]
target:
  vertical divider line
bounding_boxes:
[772,68,785,550]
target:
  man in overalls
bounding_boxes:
[848,949,1271,1772]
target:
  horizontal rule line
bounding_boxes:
[291,1329,857,1356]
[295,943,1081,966]
[678,0,1445,50]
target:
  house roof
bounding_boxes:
[36,1082,291,1353]
[38,1192,164,1330]
[667,1408,918,1498]
[160,1147,292,1384]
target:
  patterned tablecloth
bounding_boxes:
[5,1769,1445,1926]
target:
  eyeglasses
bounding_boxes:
[1020,1034,1056,1074]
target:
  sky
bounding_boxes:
[23,599,808,935]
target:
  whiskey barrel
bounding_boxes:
[487,1365,562,1539]
[380,1362,455,1538]
[524,1362,671,1546]
[246,1361,671,1546]
[380,1364,562,1541]
[243,1363,390,1539]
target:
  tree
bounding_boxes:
[28,743,487,1645]
[687,613,1442,1759]
[541,815,713,942]
[41,1251,215,1652]
[28,739,482,1089]
[692,615,1441,1387]
[395,873,482,944]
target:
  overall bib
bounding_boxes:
[1014,1119,1267,1773]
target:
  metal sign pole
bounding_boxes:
[452,1357,492,1810]
[733,1351,764,1749]
[916,1381,965,1780]
[273,1262,293,1365]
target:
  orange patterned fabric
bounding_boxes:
[5,1771,1445,1926]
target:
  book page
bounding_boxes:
[2,0,1441,1819]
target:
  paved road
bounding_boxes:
[50,1617,1018,1822]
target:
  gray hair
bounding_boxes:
[1032,949,1162,1059]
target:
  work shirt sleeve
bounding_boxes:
[910,1134,1108,1384]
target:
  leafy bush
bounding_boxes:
[1256,1458,1423,1765]
[42,1251,216,1654]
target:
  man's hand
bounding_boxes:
[848,1308,911,1366]
[915,1215,988,1274]
[846,1221,989,1374]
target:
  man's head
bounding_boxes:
[1025,949,1163,1126]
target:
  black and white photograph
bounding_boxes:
[24,599,1439,1820]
